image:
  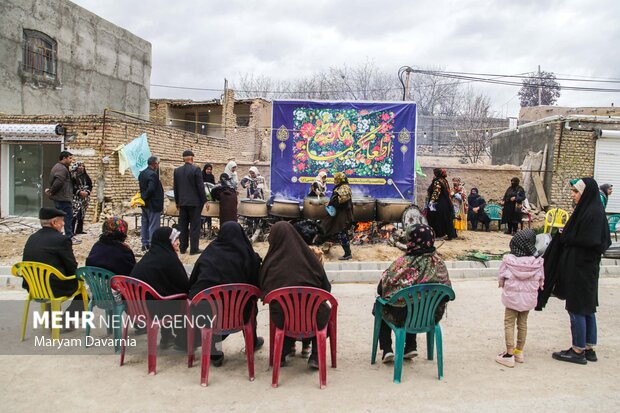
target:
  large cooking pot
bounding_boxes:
[303,196,330,219]
[202,201,220,217]
[376,198,412,223]
[238,198,268,217]
[164,199,179,216]
[352,197,376,222]
[270,198,301,218]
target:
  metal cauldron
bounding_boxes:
[352,197,376,222]
[376,198,412,223]
[202,201,219,217]
[238,198,268,218]
[303,196,330,219]
[270,198,301,218]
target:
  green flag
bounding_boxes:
[415,159,426,177]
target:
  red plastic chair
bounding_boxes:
[187,283,261,387]
[110,275,188,375]
[263,286,338,389]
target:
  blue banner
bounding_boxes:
[270,100,416,200]
[122,133,151,179]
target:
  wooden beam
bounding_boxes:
[532,173,549,209]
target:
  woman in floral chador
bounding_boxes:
[375,224,452,362]
[451,177,468,231]
[426,168,457,240]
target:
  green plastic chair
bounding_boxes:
[371,283,456,383]
[76,266,125,353]
[484,204,503,230]
[608,214,620,242]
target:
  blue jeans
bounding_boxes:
[569,312,597,350]
[54,201,73,238]
[140,209,161,247]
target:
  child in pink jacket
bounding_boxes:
[496,229,544,368]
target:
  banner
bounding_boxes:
[270,100,416,200]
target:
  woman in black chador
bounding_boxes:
[426,168,457,240]
[501,177,525,235]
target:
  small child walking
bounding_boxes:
[496,229,544,367]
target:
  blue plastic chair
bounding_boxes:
[76,266,125,353]
[371,283,456,383]
[608,214,620,242]
[484,204,503,230]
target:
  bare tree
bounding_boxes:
[449,88,496,163]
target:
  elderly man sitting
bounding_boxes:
[22,207,83,326]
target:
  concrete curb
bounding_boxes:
[2,258,620,286]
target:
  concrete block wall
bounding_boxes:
[0,0,151,116]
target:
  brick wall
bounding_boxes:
[549,127,596,211]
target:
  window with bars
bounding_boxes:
[22,30,57,79]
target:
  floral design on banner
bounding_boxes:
[291,108,394,177]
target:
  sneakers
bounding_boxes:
[71,237,82,245]
[308,354,319,369]
[404,348,418,359]
[141,245,150,252]
[189,249,203,256]
[514,351,524,363]
[338,254,352,261]
[495,352,515,368]
[585,348,598,362]
[552,348,587,365]
[382,350,394,363]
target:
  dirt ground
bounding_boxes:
[1,278,618,412]
[0,218,535,267]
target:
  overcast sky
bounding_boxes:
[72,0,620,117]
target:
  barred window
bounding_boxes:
[22,30,57,78]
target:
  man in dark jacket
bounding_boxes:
[22,207,84,316]
[45,151,78,243]
[138,156,164,251]
[173,150,207,254]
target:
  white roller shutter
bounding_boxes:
[594,131,620,213]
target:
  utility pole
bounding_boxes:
[538,65,542,106]
[404,71,411,101]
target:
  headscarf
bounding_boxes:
[129,227,188,296]
[249,166,260,176]
[406,224,436,256]
[452,177,462,187]
[468,187,480,204]
[188,222,261,298]
[259,221,329,297]
[599,183,612,196]
[100,217,128,243]
[510,229,537,257]
[379,225,451,304]
[71,160,85,173]
[561,177,611,254]
[433,168,447,178]
[223,160,238,187]
[333,172,352,204]
[511,177,520,188]
[312,171,328,195]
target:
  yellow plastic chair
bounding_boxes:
[12,261,89,341]
[543,208,569,234]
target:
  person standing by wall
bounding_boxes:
[70,161,92,236]
[426,168,457,240]
[45,151,79,244]
[599,183,613,209]
[501,177,525,235]
[451,177,468,232]
[138,156,164,252]
[173,150,207,255]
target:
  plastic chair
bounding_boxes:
[543,208,569,234]
[12,261,88,341]
[263,286,338,389]
[608,214,620,241]
[76,266,125,353]
[110,276,188,375]
[484,204,503,230]
[187,284,261,386]
[371,283,456,383]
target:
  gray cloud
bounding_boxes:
[72,0,620,115]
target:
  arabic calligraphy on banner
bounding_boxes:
[271,100,417,200]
